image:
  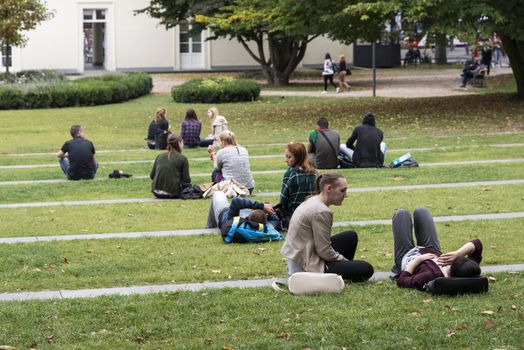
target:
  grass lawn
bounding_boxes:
[0,72,523,348]
[0,272,522,349]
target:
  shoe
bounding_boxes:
[321,91,328,94]
[336,87,340,93]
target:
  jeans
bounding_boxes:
[391,208,441,274]
[339,142,386,161]
[205,191,279,229]
[59,157,98,180]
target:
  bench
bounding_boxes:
[469,68,487,88]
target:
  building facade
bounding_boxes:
[3,0,353,74]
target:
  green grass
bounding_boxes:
[1,69,523,348]
[1,184,523,237]
[1,219,523,293]
[0,272,522,349]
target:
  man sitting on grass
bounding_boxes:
[206,191,281,243]
[57,125,98,180]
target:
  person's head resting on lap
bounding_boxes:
[247,209,267,225]
[316,173,347,207]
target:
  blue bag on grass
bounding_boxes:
[224,217,284,244]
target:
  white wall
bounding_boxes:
[10,0,78,72]
[114,0,174,70]
[303,36,353,66]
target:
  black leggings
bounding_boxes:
[323,74,337,91]
[324,230,374,282]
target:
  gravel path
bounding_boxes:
[152,67,513,98]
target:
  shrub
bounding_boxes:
[172,77,260,103]
[0,72,152,109]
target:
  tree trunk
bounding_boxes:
[434,33,447,65]
[501,35,524,99]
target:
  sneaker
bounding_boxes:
[321,91,328,94]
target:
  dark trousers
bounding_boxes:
[323,74,337,91]
[324,230,374,282]
[392,208,441,274]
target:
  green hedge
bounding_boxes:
[171,77,260,103]
[0,73,152,109]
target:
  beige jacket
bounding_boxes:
[281,195,345,272]
[208,115,229,148]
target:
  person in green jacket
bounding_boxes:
[150,133,190,198]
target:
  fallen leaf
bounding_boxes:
[0,346,16,350]
[446,330,455,337]
[488,276,497,282]
[279,332,291,341]
[34,268,42,272]
[204,338,213,345]
[422,299,432,304]
[223,347,234,350]
[127,213,134,217]
[46,335,54,343]
[62,257,69,264]
[481,310,495,315]
[416,325,424,332]
[409,312,420,316]
[511,305,520,310]
[456,325,467,331]
[484,319,495,328]
[211,270,221,274]
[134,336,145,343]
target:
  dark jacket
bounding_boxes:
[394,239,483,290]
[346,123,384,168]
[150,152,190,197]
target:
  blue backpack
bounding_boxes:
[224,217,284,244]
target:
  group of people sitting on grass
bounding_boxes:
[56,113,483,292]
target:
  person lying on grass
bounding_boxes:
[281,173,374,282]
[206,191,283,243]
[391,208,483,290]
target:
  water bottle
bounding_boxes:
[390,152,412,168]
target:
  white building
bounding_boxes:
[3,0,353,74]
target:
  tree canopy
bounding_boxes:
[0,0,53,72]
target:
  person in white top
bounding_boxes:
[202,107,229,148]
[322,53,339,94]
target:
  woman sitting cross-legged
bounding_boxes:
[281,173,374,282]
[150,133,190,199]
[208,130,255,194]
[391,208,483,290]
[276,143,317,229]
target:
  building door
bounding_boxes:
[180,23,203,69]
[83,9,106,70]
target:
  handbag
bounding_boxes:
[180,183,204,200]
[272,272,345,295]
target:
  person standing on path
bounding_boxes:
[322,53,339,94]
[57,125,98,180]
[337,54,350,92]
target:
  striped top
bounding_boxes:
[215,145,255,189]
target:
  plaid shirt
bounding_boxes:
[181,120,202,147]
[279,167,317,219]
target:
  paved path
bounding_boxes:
[2,158,524,187]
[1,179,523,209]
[1,264,522,301]
[2,211,523,244]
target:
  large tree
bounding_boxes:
[139,0,393,86]
[139,0,337,85]
[0,0,53,73]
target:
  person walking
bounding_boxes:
[322,53,339,94]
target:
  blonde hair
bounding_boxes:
[218,130,237,146]
[339,55,345,60]
[208,107,219,120]
[155,108,167,121]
